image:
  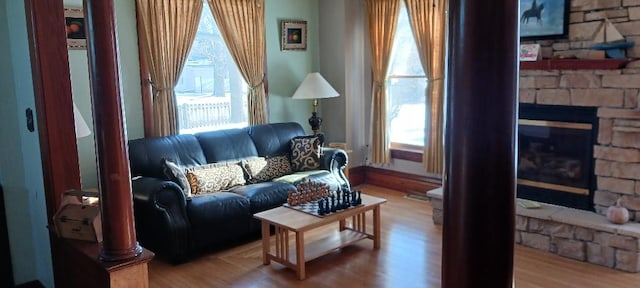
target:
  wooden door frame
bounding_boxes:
[24,0,82,285]
[25,0,152,286]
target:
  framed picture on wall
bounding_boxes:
[520,0,569,41]
[281,20,307,51]
[64,7,86,50]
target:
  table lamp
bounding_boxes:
[292,72,339,134]
[73,102,92,138]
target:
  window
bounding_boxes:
[387,4,426,148]
[175,4,248,134]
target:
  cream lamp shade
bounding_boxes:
[73,102,92,138]
[292,72,340,100]
[292,72,339,134]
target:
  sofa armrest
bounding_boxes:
[320,148,349,189]
[131,177,191,262]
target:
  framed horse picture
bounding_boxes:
[520,0,569,40]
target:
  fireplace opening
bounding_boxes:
[518,104,598,211]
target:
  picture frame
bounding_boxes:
[281,20,307,51]
[64,7,86,50]
[519,0,569,41]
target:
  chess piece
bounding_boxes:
[331,195,337,212]
[351,191,358,206]
[325,197,331,214]
[305,190,312,202]
[287,190,294,205]
[293,193,301,206]
[345,191,351,207]
[342,191,349,209]
[318,199,325,215]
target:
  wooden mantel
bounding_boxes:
[520,59,631,70]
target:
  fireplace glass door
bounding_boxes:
[517,104,597,211]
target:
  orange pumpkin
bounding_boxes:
[606,199,629,224]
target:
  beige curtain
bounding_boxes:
[207,0,267,125]
[405,0,446,174]
[365,0,401,164]
[136,0,203,136]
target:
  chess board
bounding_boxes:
[283,201,362,218]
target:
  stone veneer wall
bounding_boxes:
[526,0,640,59]
[427,188,640,272]
[519,60,640,222]
[524,0,640,220]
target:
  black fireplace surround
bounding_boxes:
[517,104,598,211]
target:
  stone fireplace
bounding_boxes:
[426,0,640,273]
[428,60,640,272]
[519,62,640,221]
[517,103,598,211]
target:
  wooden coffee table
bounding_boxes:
[253,193,386,280]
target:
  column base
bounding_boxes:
[100,242,144,262]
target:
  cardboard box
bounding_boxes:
[54,190,102,242]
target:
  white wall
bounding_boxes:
[318,0,346,142]
[265,0,320,131]
[319,0,369,167]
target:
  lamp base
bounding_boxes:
[308,112,322,134]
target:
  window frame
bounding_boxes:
[386,4,427,155]
[390,142,423,162]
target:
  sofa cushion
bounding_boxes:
[247,122,305,157]
[231,182,294,213]
[185,162,246,195]
[128,134,207,179]
[161,158,192,197]
[290,134,324,172]
[196,129,259,162]
[186,192,251,228]
[242,155,292,183]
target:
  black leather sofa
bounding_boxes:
[127,122,348,262]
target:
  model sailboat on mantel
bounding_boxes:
[592,18,634,59]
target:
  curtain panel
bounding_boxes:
[364,0,401,164]
[207,0,267,125]
[136,0,203,136]
[405,0,447,175]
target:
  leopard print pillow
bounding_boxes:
[185,162,246,196]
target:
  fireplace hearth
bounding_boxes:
[517,104,598,211]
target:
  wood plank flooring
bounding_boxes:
[148,185,640,287]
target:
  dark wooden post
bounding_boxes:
[83,0,143,261]
[442,0,519,287]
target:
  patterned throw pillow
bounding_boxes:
[185,162,246,196]
[242,155,292,183]
[161,158,192,197]
[290,135,323,172]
